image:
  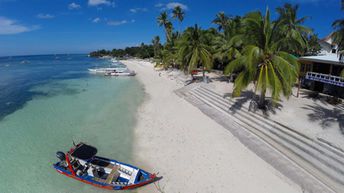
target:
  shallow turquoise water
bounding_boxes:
[0,56,144,193]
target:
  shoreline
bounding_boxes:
[122,59,302,193]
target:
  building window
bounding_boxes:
[332,49,336,53]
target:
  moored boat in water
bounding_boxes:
[88,67,136,76]
[88,67,128,74]
[53,143,159,190]
[104,69,136,76]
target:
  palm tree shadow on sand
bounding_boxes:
[223,90,283,116]
[302,104,344,134]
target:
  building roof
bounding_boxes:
[320,32,335,45]
[299,54,343,66]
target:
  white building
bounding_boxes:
[299,33,344,98]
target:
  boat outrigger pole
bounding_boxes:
[65,151,76,176]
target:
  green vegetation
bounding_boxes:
[152,3,312,107]
[332,4,343,76]
[332,19,344,55]
[90,2,342,108]
[172,5,185,32]
[157,11,173,43]
[89,43,155,58]
[224,8,299,107]
[305,34,321,56]
[177,25,213,80]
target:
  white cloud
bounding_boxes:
[166,2,188,10]
[156,2,188,11]
[36,13,55,19]
[68,2,81,10]
[129,7,148,13]
[0,17,39,35]
[88,0,114,7]
[107,20,127,26]
[155,3,164,8]
[92,17,101,23]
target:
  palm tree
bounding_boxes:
[225,8,299,108]
[212,12,230,31]
[276,3,312,55]
[152,36,162,59]
[213,16,243,66]
[332,18,344,76]
[157,12,173,43]
[177,25,213,80]
[172,5,185,32]
[332,19,344,54]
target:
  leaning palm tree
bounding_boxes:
[212,12,230,31]
[172,5,185,32]
[157,12,173,43]
[276,3,312,55]
[177,25,213,80]
[225,8,299,108]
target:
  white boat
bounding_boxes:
[111,58,119,63]
[105,69,136,76]
[88,67,128,74]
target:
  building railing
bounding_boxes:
[305,72,344,87]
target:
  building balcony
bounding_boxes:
[305,72,344,87]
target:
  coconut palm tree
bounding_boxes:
[212,12,230,32]
[276,3,312,55]
[177,25,213,80]
[225,8,299,108]
[172,5,185,32]
[213,16,243,65]
[152,36,162,59]
[157,12,173,43]
[332,18,344,76]
[332,19,344,54]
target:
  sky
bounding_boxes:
[0,0,342,56]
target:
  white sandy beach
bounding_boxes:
[122,59,302,193]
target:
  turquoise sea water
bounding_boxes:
[0,55,143,193]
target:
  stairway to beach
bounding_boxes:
[176,83,344,193]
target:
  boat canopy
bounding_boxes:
[71,143,97,160]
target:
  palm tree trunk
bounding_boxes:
[202,66,206,82]
[259,89,266,108]
[179,21,182,34]
[297,76,301,98]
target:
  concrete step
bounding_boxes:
[191,88,344,174]
[192,87,344,175]
[196,86,344,164]
[187,86,344,192]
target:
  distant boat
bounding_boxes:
[53,143,159,190]
[111,58,119,64]
[88,67,128,74]
[100,56,112,59]
[105,69,136,76]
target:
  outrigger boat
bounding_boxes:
[88,67,128,74]
[104,69,136,76]
[88,67,136,76]
[53,143,159,190]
